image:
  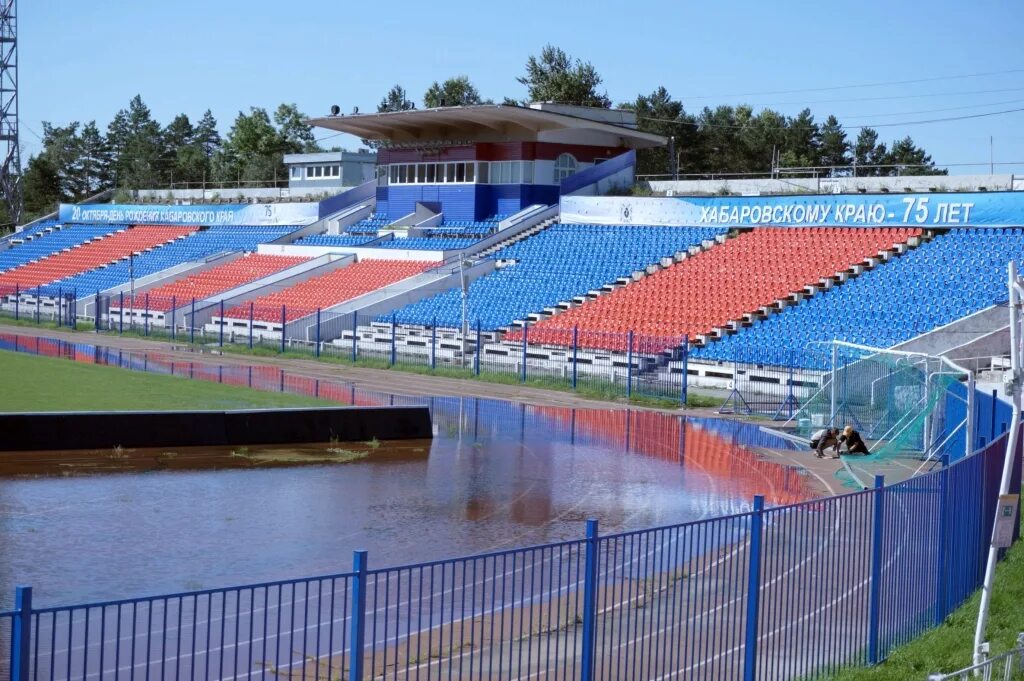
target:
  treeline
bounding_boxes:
[23,96,322,217]
[19,44,945,224]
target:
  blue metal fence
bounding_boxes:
[1,418,1018,680]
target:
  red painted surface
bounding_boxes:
[377,142,629,164]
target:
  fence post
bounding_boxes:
[572,326,579,391]
[57,287,62,327]
[475,320,481,376]
[390,313,397,366]
[351,311,358,362]
[219,299,225,347]
[280,305,287,354]
[144,293,149,337]
[521,324,528,383]
[11,585,32,681]
[119,291,124,334]
[580,519,599,681]
[35,286,40,324]
[626,330,635,400]
[787,363,795,418]
[935,455,949,626]
[315,308,321,358]
[430,319,437,370]
[681,335,689,407]
[248,302,254,349]
[190,298,196,344]
[95,290,100,331]
[742,495,765,681]
[171,295,176,340]
[349,550,368,681]
[14,283,18,320]
[990,388,998,443]
[868,474,885,664]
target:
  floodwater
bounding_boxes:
[0,337,816,610]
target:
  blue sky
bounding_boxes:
[20,0,1024,173]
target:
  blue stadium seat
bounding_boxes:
[692,228,1024,366]
[384,223,726,330]
[43,225,298,296]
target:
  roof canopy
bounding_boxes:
[307,104,667,149]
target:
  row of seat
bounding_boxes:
[39,225,298,296]
[295,235,377,247]
[693,227,1024,365]
[121,254,309,312]
[515,227,921,351]
[0,224,120,273]
[0,226,197,290]
[386,224,727,330]
[221,259,434,323]
[376,237,477,251]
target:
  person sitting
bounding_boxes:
[809,427,840,458]
[838,425,870,455]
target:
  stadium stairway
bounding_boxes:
[475,217,559,259]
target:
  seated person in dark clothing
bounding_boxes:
[838,425,870,455]
[810,427,840,458]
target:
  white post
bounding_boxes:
[830,343,838,425]
[966,372,976,460]
[973,261,1023,667]
[460,254,468,369]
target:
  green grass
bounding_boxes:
[825,520,1024,679]
[0,350,327,412]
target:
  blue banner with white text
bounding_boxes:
[58,202,319,226]
[561,191,1024,227]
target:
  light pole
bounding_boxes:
[129,251,137,324]
[460,254,469,368]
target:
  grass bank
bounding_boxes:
[826,519,1024,679]
[0,349,326,412]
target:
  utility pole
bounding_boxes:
[0,0,21,226]
[990,136,994,175]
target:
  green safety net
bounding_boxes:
[789,342,966,488]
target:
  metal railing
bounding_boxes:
[927,634,1024,680]
[0,332,1018,680]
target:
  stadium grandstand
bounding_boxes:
[4,102,1021,414]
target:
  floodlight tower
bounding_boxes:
[0,0,21,227]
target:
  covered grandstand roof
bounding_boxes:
[307,104,667,149]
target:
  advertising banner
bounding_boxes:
[561,192,1024,228]
[58,202,319,226]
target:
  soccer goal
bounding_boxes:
[785,340,974,477]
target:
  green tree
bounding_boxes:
[22,155,62,218]
[884,136,946,176]
[194,109,222,159]
[818,115,851,172]
[378,84,416,113]
[106,95,164,189]
[74,121,113,195]
[38,122,83,198]
[517,44,611,107]
[274,103,321,153]
[622,87,698,176]
[779,108,819,171]
[423,76,487,108]
[213,107,287,185]
[853,127,888,176]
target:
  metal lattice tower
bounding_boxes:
[0,0,20,226]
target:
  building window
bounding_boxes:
[290,167,302,179]
[554,153,578,182]
[330,165,340,177]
